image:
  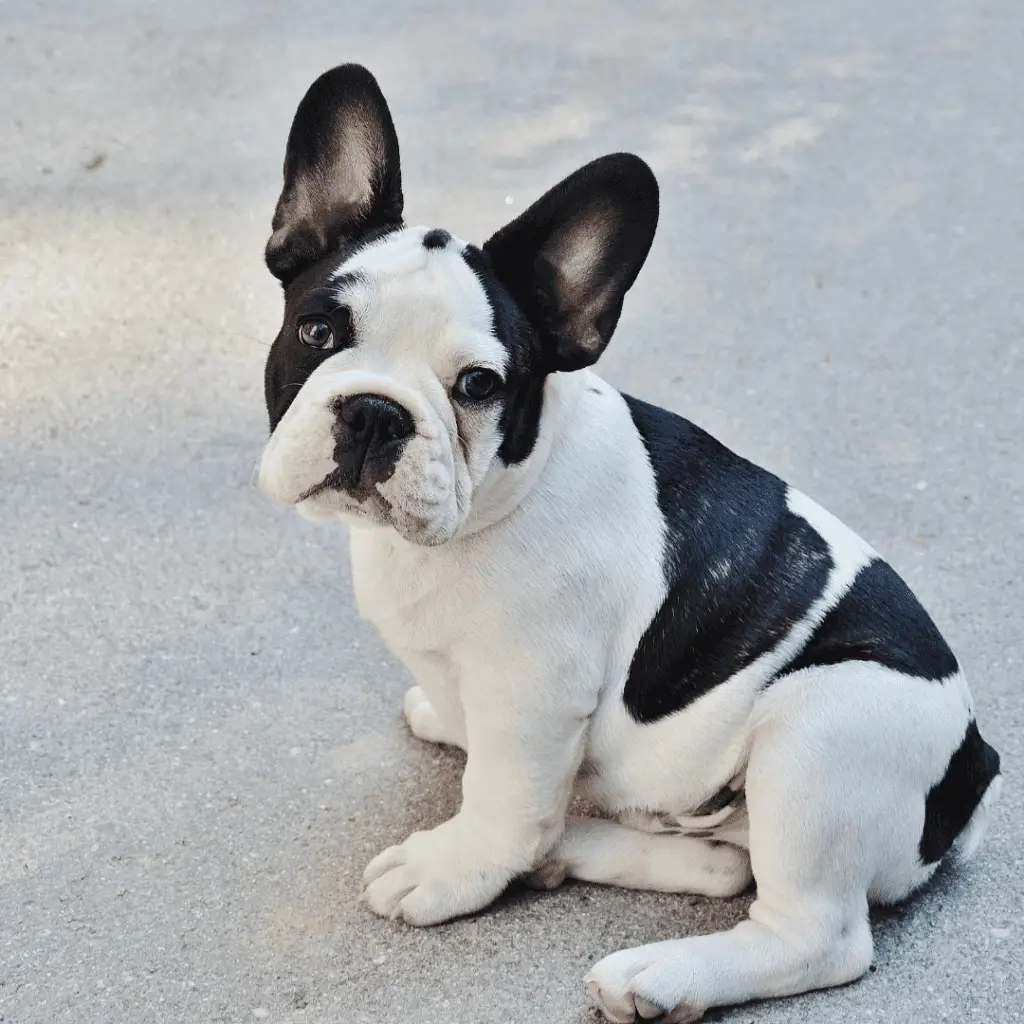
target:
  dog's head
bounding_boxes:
[259,64,658,544]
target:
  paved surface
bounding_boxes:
[1,2,1022,1022]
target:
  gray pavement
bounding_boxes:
[1,1,1022,1022]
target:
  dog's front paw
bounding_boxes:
[361,818,512,925]
[402,686,464,748]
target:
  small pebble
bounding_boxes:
[253,1009,269,1020]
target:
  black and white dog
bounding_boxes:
[258,65,1002,1022]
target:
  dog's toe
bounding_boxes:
[633,995,668,1019]
[522,857,568,891]
[586,979,637,1023]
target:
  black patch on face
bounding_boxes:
[919,720,1000,864]
[327,393,414,499]
[622,396,834,724]
[776,559,959,680]
[459,244,548,464]
[264,227,399,432]
[422,228,451,250]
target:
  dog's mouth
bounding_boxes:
[297,476,337,503]
[292,455,465,545]
[297,462,390,504]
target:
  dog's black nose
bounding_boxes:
[332,394,415,493]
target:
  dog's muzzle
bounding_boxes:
[334,393,414,490]
[302,393,416,500]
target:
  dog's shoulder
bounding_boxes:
[620,394,838,722]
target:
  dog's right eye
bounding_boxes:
[297,317,334,350]
[455,368,503,403]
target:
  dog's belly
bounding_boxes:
[578,669,759,818]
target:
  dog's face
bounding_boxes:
[259,65,659,544]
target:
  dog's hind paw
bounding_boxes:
[585,945,705,1023]
[521,856,568,891]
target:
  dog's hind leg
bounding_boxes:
[584,662,954,1022]
[524,816,752,897]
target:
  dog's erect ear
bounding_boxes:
[265,64,403,285]
[482,154,658,371]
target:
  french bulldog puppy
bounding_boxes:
[259,64,1001,1023]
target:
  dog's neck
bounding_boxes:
[453,370,588,540]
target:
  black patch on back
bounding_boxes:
[460,244,548,464]
[422,228,451,250]
[622,396,834,723]
[778,559,959,680]
[919,721,1000,864]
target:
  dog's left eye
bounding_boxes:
[455,368,502,402]
[297,317,334,350]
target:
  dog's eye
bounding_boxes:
[297,317,334,350]
[455,368,502,402]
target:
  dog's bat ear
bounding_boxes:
[265,64,403,285]
[482,154,659,372]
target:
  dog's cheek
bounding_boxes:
[405,434,456,505]
[458,406,505,485]
[376,435,457,529]
[259,401,338,505]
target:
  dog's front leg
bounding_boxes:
[361,663,589,926]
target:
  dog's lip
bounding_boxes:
[298,479,332,502]
[297,465,357,502]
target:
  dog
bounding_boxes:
[257,64,1002,1022]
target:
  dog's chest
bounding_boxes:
[349,530,472,654]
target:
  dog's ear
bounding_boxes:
[483,154,658,371]
[265,64,403,285]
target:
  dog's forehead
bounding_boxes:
[328,226,497,347]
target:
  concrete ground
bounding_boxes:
[1,1,1022,1021]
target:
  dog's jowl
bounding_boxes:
[258,64,1002,1023]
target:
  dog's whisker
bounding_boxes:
[228,331,271,350]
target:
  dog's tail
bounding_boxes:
[952,737,1002,863]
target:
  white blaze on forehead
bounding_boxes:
[327,226,506,373]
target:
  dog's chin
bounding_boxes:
[296,487,464,546]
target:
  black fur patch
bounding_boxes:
[919,721,1000,864]
[778,559,959,680]
[482,153,659,372]
[265,65,404,285]
[422,228,451,250]
[459,244,548,464]
[264,234,395,432]
[622,396,834,723]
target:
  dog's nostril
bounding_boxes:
[338,394,414,447]
[380,406,414,443]
[383,415,408,441]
